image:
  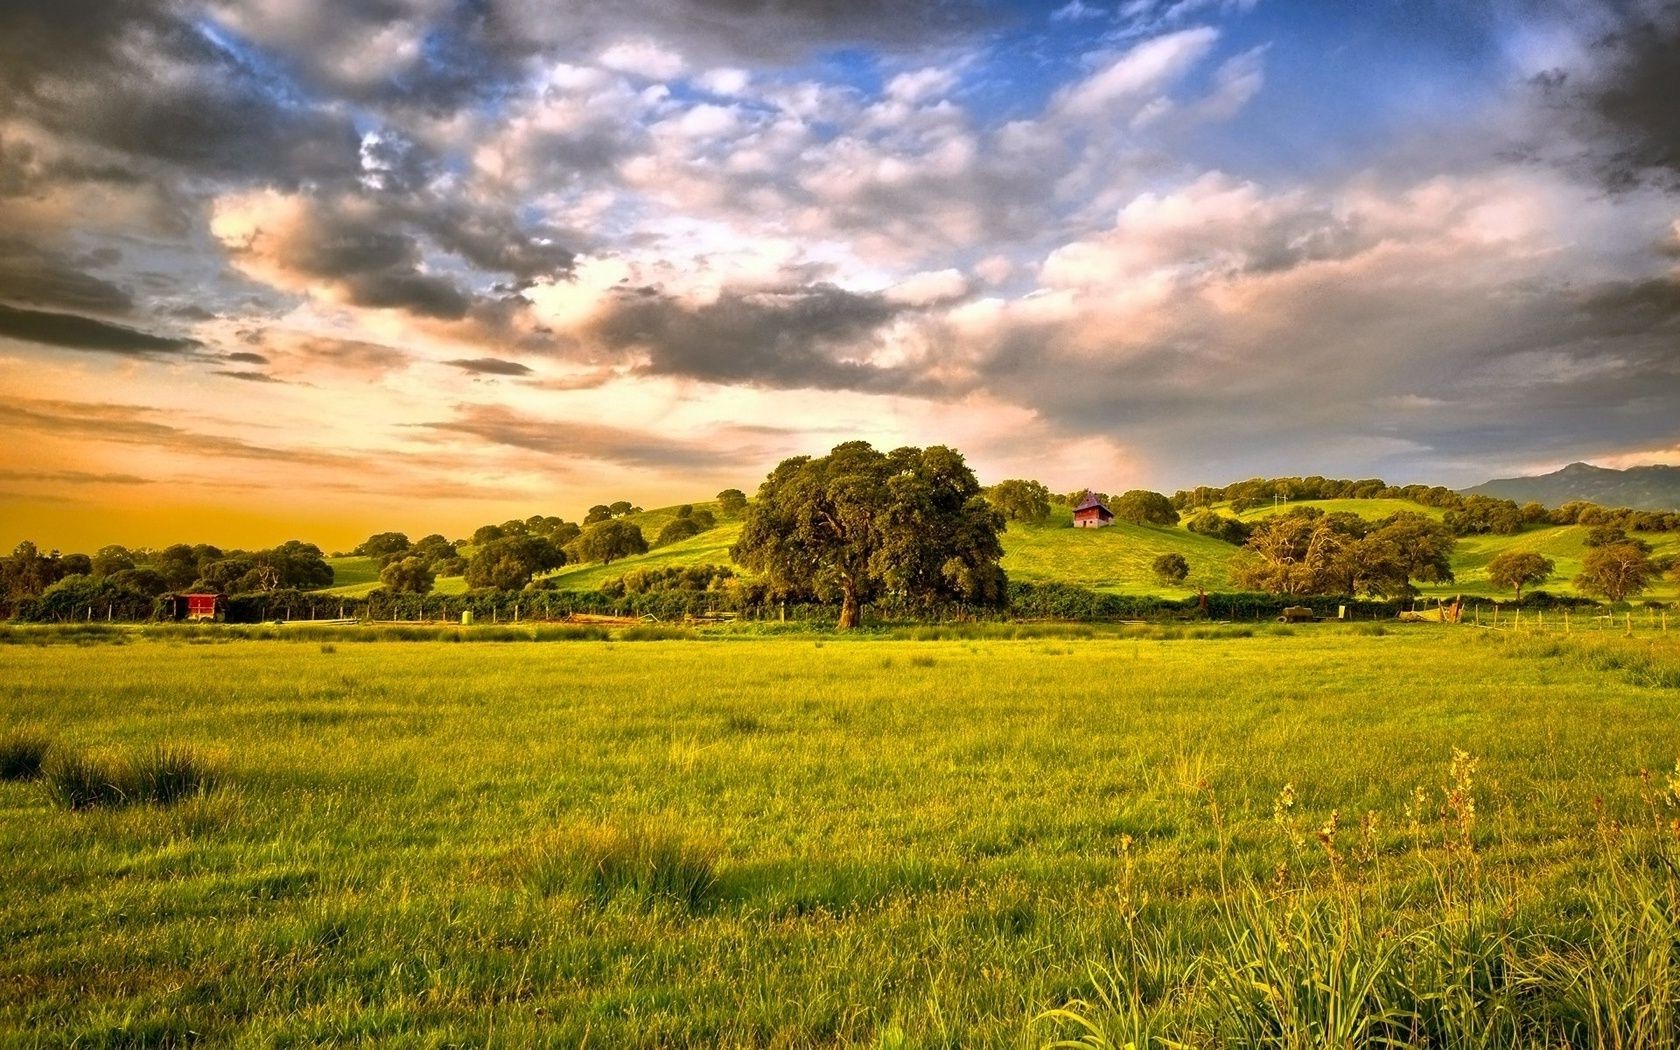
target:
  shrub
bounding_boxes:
[0,729,51,781]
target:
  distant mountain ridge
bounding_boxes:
[1464,462,1680,510]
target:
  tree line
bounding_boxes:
[6,456,1678,626]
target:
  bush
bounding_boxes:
[0,729,50,781]
[1152,552,1190,584]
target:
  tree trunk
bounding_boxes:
[838,578,861,630]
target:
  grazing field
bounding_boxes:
[1421,523,1680,601]
[321,557,470,598]
[5,626,1680,1046]
[538,518,745,592]
[997,508,1237,595]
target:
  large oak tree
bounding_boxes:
[732,442,1007,629]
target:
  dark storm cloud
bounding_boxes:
[420,403,768,470]
[444,357,533,376]
[1583,2,1680,187]
[0,239,135,315]
[1535,1,1680,190]
[1,1,359,186]
[0,304,199,356]
[224,350,268,364]
[589,284,913,391]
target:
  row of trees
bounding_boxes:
[365,496,741,596]
[1172,474,1680,537]
[0,539,334,615]
[1229,509,1457,598]
[985,480,1181,527]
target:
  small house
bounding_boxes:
[1072,490,1113,528]
[167,593,225,622]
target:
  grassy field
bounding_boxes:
[538,518,744,592]
[5,625,1680,1045]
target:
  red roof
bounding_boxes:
[1073,490,1111,515]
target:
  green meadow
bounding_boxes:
[5,625,1680,1046]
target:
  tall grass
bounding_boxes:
[1037,748,1680,1048]
[41,745,216,809]
[0,729,50,781]
[525,820,721,912]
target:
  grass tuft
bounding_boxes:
[0,728,51,781]
[44,751,130,809]
[129,745,218,805]
[526,819,721,912]
[44,745,217,809]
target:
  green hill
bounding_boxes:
[321,556,468,598]
[537,504,1239,597]
[538,519,744,591]
[999,507,1237,595]
[308,496,1678,604]
[1235,498,1445,522]
[1419,524,1680,601]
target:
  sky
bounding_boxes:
[2,0,1678,551]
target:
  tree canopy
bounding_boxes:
[1485,551,1554,600]
[572,520,649,565]
[1574,542,1655,602]
[1112,490,1179,526]
[731,441,1006,628]
[1230,509,1455,598]
[464,535,565,590]
[985,479,1052,522]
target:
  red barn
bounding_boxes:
[167,593,225,622]
[1072,490,1113,528]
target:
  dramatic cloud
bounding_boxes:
[0,304,199,356]
[587,284,917,391]
[3,0,1680,546]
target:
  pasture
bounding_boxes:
[329,496,1678,603]
[5,626,1680,1046]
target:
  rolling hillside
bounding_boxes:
[321,556,468,598]
[312,495,1679,603]
[998,507,1237,595]
[1418,524,1680,601]
[1234,498,1445,522]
